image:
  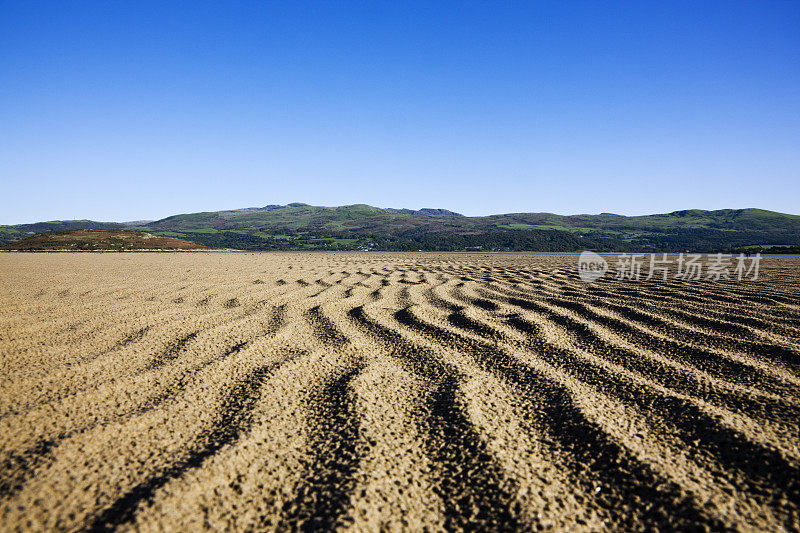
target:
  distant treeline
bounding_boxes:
[161,227,800,253]
[723,245,800,255]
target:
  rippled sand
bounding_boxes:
[1,252,798,531]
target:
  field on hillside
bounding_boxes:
[1,253,799,531]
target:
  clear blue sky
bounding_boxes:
[1,1,798,224]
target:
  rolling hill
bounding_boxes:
[2,205,799,252]
[1,230,207,251]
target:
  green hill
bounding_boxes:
[1,229,207,251]
[0,220,124,246]
[2,205,799,252]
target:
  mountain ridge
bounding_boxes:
[2,204,799,252]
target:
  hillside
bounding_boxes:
[1,230,207,251]
[2,205,799,252]
[133,205,800,252]
[0,220,124,245]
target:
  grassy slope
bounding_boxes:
[0,220,124,245]
[2,206,799,251]
[1,229,207,251]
